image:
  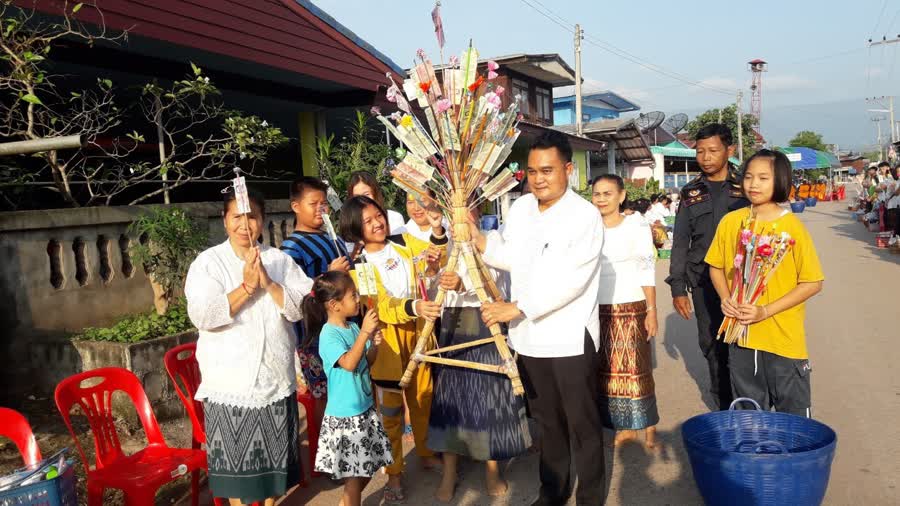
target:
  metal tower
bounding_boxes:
[748,59,767,128]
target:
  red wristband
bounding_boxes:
[242,282,255,296]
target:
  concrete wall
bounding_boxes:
[71,331,199,425]
[0,200,294,400]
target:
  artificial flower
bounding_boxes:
[386,85,400,103]
[420,81,432,94]
[468,75,485,93]
[435,98,452,114]
[484,92,502,110]
[399,115,413,128]
[370,106,381,116]
[495,85,505,95]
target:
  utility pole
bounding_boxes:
[871,117,884,160]
[868,35,900,48]
[574,24,584,136]
[718,109,723,124]
[736,90,744,162]
[867,96,896,142]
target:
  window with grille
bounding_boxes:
[535,86,551,122]
[512,79,530,115]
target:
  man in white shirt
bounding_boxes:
[468,131,606,506]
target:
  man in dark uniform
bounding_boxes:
[666,123,750,410]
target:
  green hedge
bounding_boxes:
[74,299,194,343]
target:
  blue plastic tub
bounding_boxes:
[805,197,818,207]
[790,201,806,213]
[0,463,77,506]
[682,398,837,506]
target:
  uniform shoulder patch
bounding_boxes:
[684,190,710,207]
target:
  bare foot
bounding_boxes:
[434,476,456,502]
[645,426,657,449]
[421,456,443,471]
[485,461,509,497]
[613,430,639,446]
[486,475,508,497]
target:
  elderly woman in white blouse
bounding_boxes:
[590,174,660,449]
[185,189,312,506]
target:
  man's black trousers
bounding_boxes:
[692,281,734,410]
[518,331,606,506]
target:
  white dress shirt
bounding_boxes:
[482,190,604,358]
[185,241,312,408]
[387,210,406,235]
[597,215,656,305]
[404,217,451,243]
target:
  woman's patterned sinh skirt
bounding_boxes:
[598,300,660,430]
[203,394,300,504]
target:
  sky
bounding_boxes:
[314,0,900,151]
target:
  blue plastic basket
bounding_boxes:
[790,201,806,213]
[681,398,837,506]
[0,464,77,506]
[805,197,818,207]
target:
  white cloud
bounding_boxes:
[765,75,817,92]
[696,76,739,91]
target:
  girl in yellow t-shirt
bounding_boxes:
[706,149,824,417]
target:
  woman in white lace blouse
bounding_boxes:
[185,189,312,506]
[590,174,660,449]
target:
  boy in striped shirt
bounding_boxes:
[281,177,350,426]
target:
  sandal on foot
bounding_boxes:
[384,484,406,504]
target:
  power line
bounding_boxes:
[787,46,867,65]
[871,0,889,38]
[516,0,734,96]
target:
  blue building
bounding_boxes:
[553,91,640,125]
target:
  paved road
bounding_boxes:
[203,201,898,505]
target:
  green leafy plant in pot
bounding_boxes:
[129,207,208,315]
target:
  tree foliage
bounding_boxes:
[0,2,288,208]
[128,207,208,314]
[315,110,402,212]
[686,104,759,160]
[789,130,828,152]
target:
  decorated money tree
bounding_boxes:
[373,44,525,395]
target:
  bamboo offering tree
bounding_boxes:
[374,44,525,395]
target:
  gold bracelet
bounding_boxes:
[646,307,657,312]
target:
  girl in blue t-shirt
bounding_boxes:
[302,271,392,505]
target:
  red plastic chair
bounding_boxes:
[164,343,305,504]
[55,367,206,506]
[0,407,42,467]
[164,343,228,506]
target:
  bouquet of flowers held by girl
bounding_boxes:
[717,217,796,345]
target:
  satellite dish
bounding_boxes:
[663,113,688,134]
[635,111,665,133]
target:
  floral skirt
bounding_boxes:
[314,407,393,479]
[598,301,660,430]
